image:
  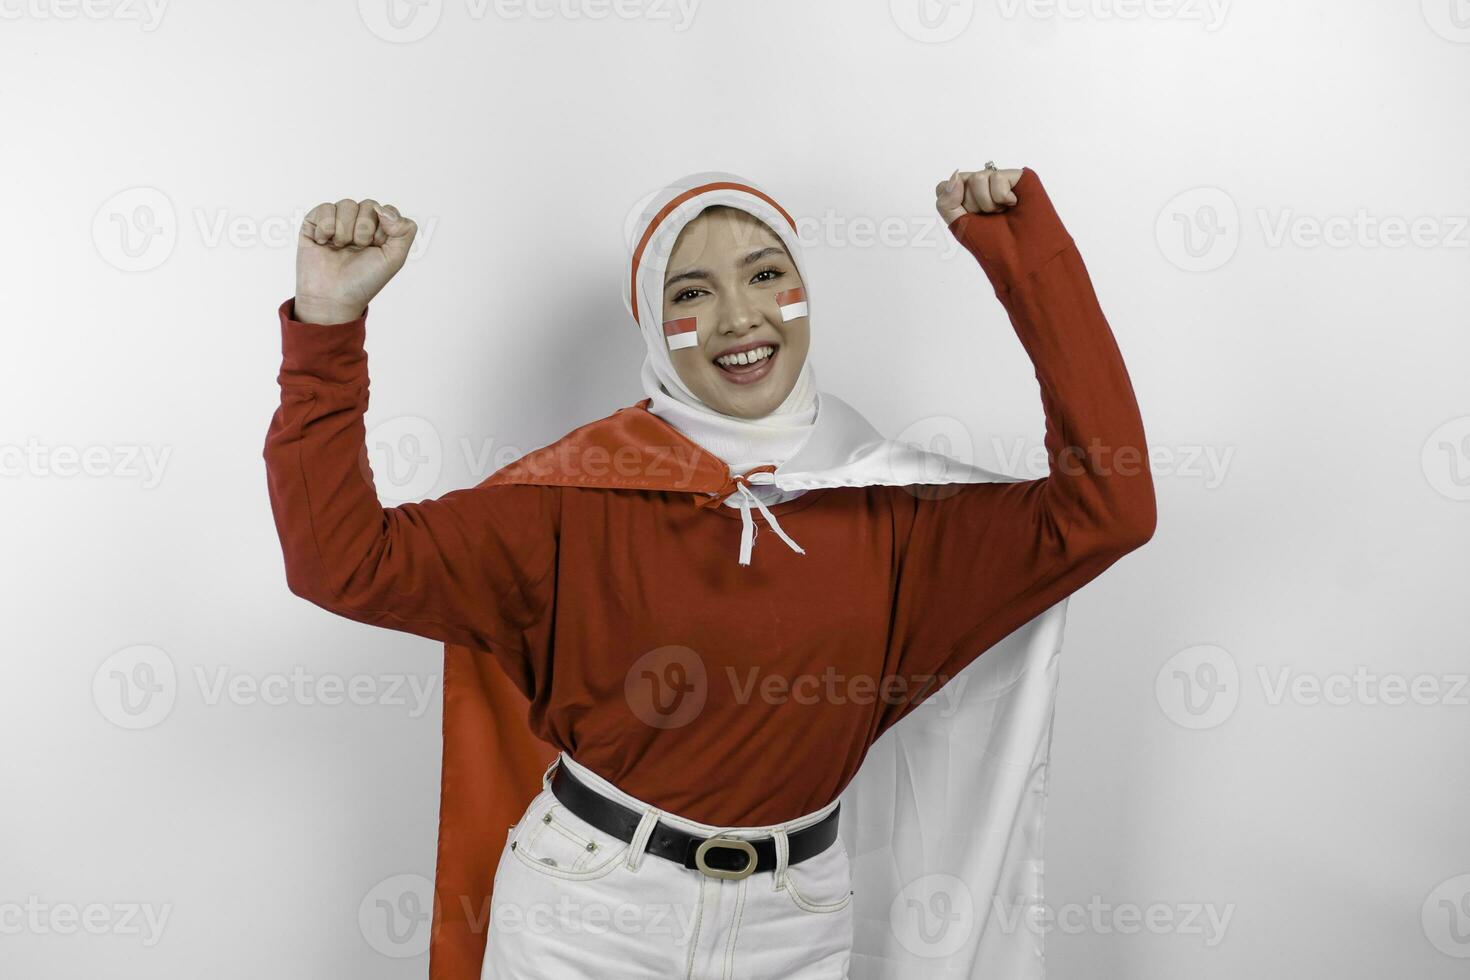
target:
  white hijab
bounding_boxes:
[624,172,819,479]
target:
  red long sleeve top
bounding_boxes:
[263,170,1156,827]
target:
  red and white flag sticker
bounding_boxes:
[776,287,808,322]
[663,316,699,351]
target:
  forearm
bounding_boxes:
[262,298,388,605]
[949,169,1156,549]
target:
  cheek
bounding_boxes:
[780,318,811,362]
[669,346,701,368]
[775,287,808,322]
[661,315,699,352]
[667,347,720,399]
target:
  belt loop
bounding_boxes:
[541,754,562,791]
[772,828,790,891]
[626,809,661,872]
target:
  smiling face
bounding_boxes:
[660,206,810,419]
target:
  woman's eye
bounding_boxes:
[751,267,785,284]
[672,287,707,303]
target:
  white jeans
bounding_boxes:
[482,754,853,979]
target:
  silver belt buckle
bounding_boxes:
[694,836,758,880]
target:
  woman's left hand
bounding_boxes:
[935,167,1026,224]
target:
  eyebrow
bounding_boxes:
[664,246,788,289]
[664,267,711,288]
[739,245,786,266]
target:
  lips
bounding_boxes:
[713,343,779,385]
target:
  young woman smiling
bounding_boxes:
[264,164,1155,978]
[660,205,811,416]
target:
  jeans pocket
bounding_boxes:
[780,838,853,913]
[508,790,629,881]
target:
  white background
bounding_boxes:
[3,0,1468,977]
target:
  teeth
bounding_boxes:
[716,345,775,368]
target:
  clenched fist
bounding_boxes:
[294,199,418,324]
[934,167,1025,225]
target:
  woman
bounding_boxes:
[264,164,1155,978]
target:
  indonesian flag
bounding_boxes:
[777,287,808,322]
[662,316,698,351]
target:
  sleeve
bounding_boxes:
[881,168,1156,730]
[262,298,560,662]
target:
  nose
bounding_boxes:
[716,290,764,337]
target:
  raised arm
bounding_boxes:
[262,199,558,673]
[882,167,1156,728]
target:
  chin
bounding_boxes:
[722,401,778,420]
[701,375,794,419]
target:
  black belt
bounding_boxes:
[549,761,840,881]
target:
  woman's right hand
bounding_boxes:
[294,198,418,324]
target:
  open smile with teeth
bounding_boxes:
[713,344,779,384]
[716,345,775,368]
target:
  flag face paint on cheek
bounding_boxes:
[776,287,808,322]
[663,316,699,352]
